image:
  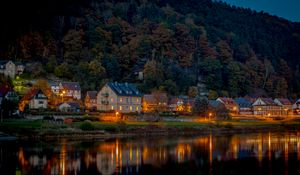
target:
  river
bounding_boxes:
[1,132,300,175]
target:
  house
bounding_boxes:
[28,89,48,109]
[85,91,97,111]
[208,100,227,119]
[97,82,142,113]
[274,98,293,115]
[216,97,239,114]
[59,82,81,100]
[0,61,25,79]
[57,102,81,112]
[235,98,253,115]
[252,98,281,116]
[4,90,19,101]
[168,96,194,113]
[49,81,60,95]
[143,92,168,112]
[292,99,300,114]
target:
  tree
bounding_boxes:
[193,95,209,116]
[63,29,85,63]
[143,59,164,90]
[188,86,198,98]
[216,40,233,64]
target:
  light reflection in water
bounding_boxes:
[9,132,300,174]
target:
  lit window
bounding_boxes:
[136,106,139,111]
[111,98,114,102]
[130,106,132,111]
[136,98,139,102]
[111,106,114,110]
[120,106,122,110]
[120,98,123,102]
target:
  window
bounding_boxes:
[111,106,114,110]
[136,106,139,111]
[38,101,44,104]
[120,98,123,102]
[111,98,114,102]
[126,98,129,103]
[120,106,122,111]
[130,106,132,111]
[136,98,139,103]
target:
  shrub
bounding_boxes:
[80,121,95,131]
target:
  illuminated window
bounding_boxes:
[130,106,132,111]
[136,98,139,102]
[120,98,123,102]
[120,106,122,111]
[111,98,114,102]
[136,106,139,111]
[111,106,114,110]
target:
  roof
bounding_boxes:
[217,97,237,105]
[143,93,168,104]
[107,82,142,97]
[257,98,276,105]
[169,96,194,105]
[60,82,81,91]
[21,89,47,101]
[57,102,80,108]
[275,98,292,105]
[209,100,224,108]
[86,91,97,99]
[235,98,252,108]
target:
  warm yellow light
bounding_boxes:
[116,112,119,115]
[233,106,237,111]
[268,113,271,117]
[209,113,212,117]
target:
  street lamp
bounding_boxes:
[60,90,66,102]
[209,112,212,120]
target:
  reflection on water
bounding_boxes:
[2,132,300,174]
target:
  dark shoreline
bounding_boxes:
[5,123,300,141]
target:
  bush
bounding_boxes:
[80,121,95,131]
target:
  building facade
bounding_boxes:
[29,90,48,109]
[85,91,97,111]
[216,97,239,114]
[97,82,142,113]
[0,61,25,79]
[142,92,168,112]
[274,98,293,115]
[252,98,281,116]
[59,82,81,100]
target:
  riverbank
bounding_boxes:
[1,118,300,140]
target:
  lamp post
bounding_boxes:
[115,112,119,121]
[209,112,212,120]
[60,90,66,102]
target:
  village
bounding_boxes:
[0,60,300,122]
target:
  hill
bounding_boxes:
[1,0,300,98]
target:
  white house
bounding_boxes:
[97,82,142,113]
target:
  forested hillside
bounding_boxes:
[1,0,300,98]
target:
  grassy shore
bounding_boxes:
[1,118,300,140]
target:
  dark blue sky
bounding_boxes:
[219,0,300,22]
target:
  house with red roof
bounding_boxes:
[142,92,168,112]
[274,98,293,115]
[216,97,238,114]
[252,98,281,116]
[59,82,81,100]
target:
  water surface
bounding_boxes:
[1,132,300,175]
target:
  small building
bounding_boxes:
[216,97,239,114]
[85,91,97,111]
[208,100,228,118]
[143,92,168,112]
[235,98,253,115]
[168,96,194,113]
[0,60,25,79]
[57,102,81,112]
[252,98,281,116]
[274,98,293,116]
[59,82,81,100]
[97,82,142,113]
[292,99,300,114]
[49,81,60,95]
[28,89,48,109]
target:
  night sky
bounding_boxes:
[219,0,300,22]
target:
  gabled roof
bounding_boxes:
[86,91,97,99]
[143,93,168,104]
[217,97,237,105]
[107,82,141,97]
[275,98,292,105]
[253,98,276,105]
[235,98,252,108]
[168,96,194,106]
[21,89,47,101]
[60,82,81,91]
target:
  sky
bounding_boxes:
[219,0,300,22]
